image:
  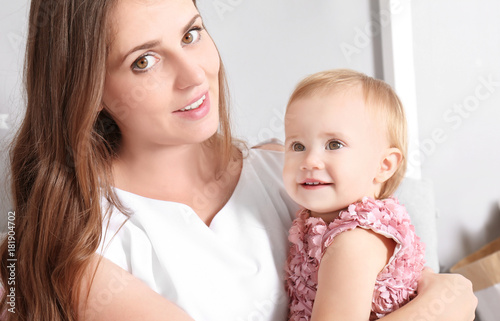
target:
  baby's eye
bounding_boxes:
[132,54,159,72]
[326,140,343,150]
[182,28,201,45]
[292,142,305,152]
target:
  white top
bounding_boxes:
[99,149,299,321]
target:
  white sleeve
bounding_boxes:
[98,209,132,272]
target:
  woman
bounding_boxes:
[0,0,477,320]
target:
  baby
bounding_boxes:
[283,69,426,320]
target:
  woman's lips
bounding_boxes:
[173,93,210,120]
[177,94,206,112]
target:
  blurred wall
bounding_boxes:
[412,0,500,270]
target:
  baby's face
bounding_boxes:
[283,88,390,221]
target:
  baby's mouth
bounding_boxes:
[301,180,332,186]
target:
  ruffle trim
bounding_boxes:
[286,197,426,321]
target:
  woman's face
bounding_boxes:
[103,0,220,150]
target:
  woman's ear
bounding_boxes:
[374,147,403,184]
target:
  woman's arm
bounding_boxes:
[78,254,194,321]
[311,228,396,321]
[377,268,477,321]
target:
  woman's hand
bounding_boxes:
[378,267,477,321]
[415,267,477,321]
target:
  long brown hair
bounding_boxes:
[0,0,235,319]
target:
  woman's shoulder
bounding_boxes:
[245,140,285,172]
[251,139,285,152]
[240,143,299,220]
[241,146,285,189]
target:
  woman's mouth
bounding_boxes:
[178,95,206,112]
[173,93,211,121]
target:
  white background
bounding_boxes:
[1,0,499,272]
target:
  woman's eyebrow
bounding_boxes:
[183,14,202,35]
[121,40,161,64]
[120,14,202,64]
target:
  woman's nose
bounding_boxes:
[174,54,205,90]
[300,150,325,170]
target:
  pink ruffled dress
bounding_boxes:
[285,197,426,321]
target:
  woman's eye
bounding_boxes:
[182,28,201,45]
[132,54,159,72]
[292,142,305,152]
[326,140,343,150]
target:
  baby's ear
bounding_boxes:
[374,147,403,184]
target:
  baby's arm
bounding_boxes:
[309,228,477,321]
[310,227,396,321]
